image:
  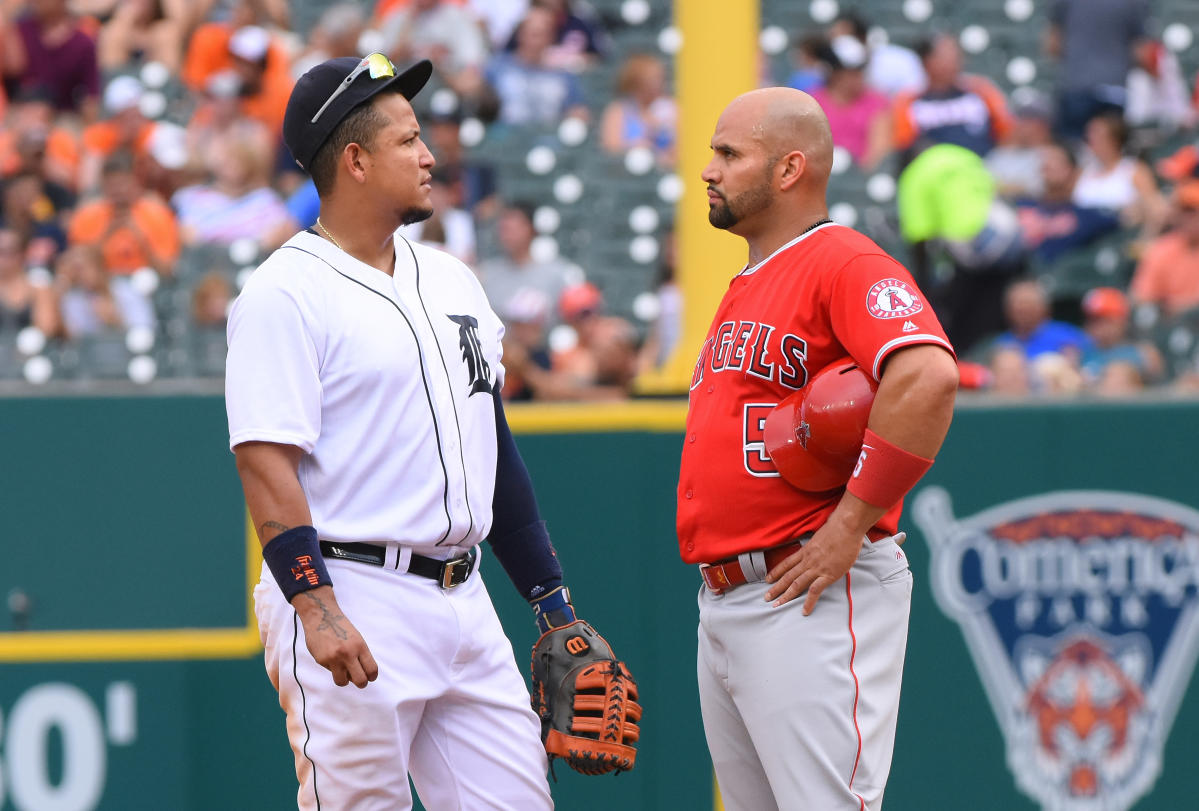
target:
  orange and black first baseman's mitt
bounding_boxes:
[530,620,641,775]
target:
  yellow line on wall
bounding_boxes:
[505,400,688,433]
[0,408,688,662]
[0,515,263,663]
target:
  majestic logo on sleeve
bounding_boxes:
[448,314,492,396]
[867,278,923,319]
[914,488,1199,811]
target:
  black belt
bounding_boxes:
[319,541,477,589]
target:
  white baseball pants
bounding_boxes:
[697,534,913,811]
[255,557,553,810]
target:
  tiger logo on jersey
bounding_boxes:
[914,487,1199,811]
[867,278,923,319]
[448,314,492,396]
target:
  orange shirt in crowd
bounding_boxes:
[0,128,80,184]
[374,0,465,22]
[237,69,292,134]
[68,196,180,274]
[182,23,292,91]
[81,120,155,160]
[181,24,293,133]
[1130,233,1199,316]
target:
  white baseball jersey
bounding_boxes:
[227,230,505,552]
[227,230,553,810]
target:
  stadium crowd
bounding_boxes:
[0,0,1197,400]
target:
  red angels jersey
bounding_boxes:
[676,222,954,564]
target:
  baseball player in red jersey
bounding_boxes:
[679,88,959,810]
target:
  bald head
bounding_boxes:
[702,87,833,240]
[723,88,834,185]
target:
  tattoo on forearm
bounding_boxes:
[259,520,291,538]
[298,592,349,640]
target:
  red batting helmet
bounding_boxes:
[763,358,878,492]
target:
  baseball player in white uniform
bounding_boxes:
[226,55,590,809]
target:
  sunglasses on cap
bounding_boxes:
[310,52,397,124]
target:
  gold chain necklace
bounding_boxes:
[315,217,344,251]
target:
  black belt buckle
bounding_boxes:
[439,550,475,590]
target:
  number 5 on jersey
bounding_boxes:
[743,404,781,477]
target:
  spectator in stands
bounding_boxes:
[496,288,554,401]
[172,125,290,249]
[986,95,1054,200]
[897,143,1025,353]
[79,76,156,194]
[191,270,232,328]
[599,53,676,167]
[467,0,527,50]
[829,10,925,98]
[637,229,682,373]
[784,34,828,94]
[995,278,1091,360]
[141,120,190,201]
[1046,0,1146,140]
[189,0,290,30]
[506,0,609,72]
[1073,112,1166,234]
[497,282,636,401]
[291,3,368,80]
[380,0,488,99]
[282,178,319,231]
[186,69,273,173]
[988,278,1089,395]
[1015,142,1120,265]
[67,152,179,276]
[1,169,70,263]
[892,32,1011,162]
[4,0,101,118]
[52,243,153,338]
[223,25,292,136]
[0,87,79,190]
[549,297,639,400]
[1125,38,1195,132]
[0,227,56,334]
[425,110,497,214]
[1130,181,1199,318]
[181,2,291,93]
[1078,286,1162,393]
[810,36,890,169]
[485,5,587,127]
[97,0,187,73]
[477,201,575,327]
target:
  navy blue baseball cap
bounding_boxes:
[283,54,432,171]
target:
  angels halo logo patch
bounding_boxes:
[913,488,1199,811]
[866,278,922,319]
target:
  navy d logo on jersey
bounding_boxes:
[448,314,492,396]
[913,488,1199,810]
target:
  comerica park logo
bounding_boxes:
[913,488,1199,811]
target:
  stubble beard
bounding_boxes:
[401,204,434,226]
[707,181,773,231]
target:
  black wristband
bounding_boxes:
[263,525,332,602]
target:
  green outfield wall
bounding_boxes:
[1,396,1197,811]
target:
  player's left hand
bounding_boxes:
[764,523,863,614]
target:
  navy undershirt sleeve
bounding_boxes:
[487,385,564,600]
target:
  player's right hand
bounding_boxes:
[292,586,380,688]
